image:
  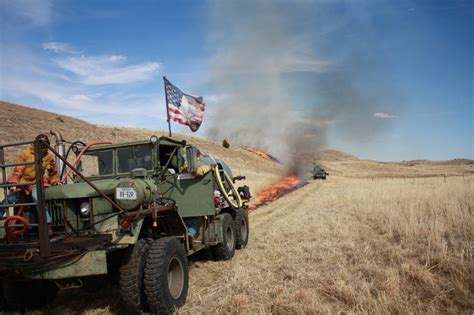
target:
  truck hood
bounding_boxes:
[45,179,120,200]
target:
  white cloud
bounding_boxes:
[69,94,94,102]
[42,42,79,54]
[0,42,166,130]
[373,112,398,119]
[2,77,95,110]
[54,55,160,85]
[109,55,127,62]
[1,0,53,26]
[1,76,166,121]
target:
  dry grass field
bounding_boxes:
[34,176,473,314]
[178,176,473,314]
[1,101,473,313]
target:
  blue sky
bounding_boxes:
[0,0,472,161]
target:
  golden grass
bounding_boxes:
[178,176,473,314]
[2,101,473,313]
[22,175,474,314]
[323,159,473,178]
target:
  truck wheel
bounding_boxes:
[212,213,236,260]
[3,279,57,310]
[144,237,189,314]
[234,208,249,249]
[119,238,153,314]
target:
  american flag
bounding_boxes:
[164,78,205,132]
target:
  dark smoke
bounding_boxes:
[205,1,395,177]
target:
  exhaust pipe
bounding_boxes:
[50,129,66,182]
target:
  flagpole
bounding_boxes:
[163,76,172,137]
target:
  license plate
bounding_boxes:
[116,187,137,200]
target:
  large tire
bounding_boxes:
[144,237,189,314]
[2,279,57,311]
[234,208,249,249]
[119,238,153,314]
[212,213,236,260]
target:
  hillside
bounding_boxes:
[0,100,283,194]
[1,100,472,184]
[313,149,359,161]
[321,159,474,178]
[0,101,472,314]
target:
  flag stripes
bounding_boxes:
[164,77,205,132]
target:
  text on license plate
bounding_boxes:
[116,187,137,200]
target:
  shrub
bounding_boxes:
[222,139,230,149]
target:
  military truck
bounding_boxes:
[312,165,329,180]
[0,132,250,313]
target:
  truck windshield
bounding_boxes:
[117,144,153,173]
[81,150,113,176]
[97,151,114,175]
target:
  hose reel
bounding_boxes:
[214,167,243,210]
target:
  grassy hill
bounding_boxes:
[2,100,471,184]
[0,100,283,194]
[0,100,472,313]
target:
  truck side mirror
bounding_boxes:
[185,146,198,174]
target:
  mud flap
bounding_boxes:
[203,216,224,246]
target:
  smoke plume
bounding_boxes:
[206,1,394,176]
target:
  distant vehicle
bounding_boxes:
[312,165,329,180]
[0,133,250,314]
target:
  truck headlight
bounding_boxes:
[80,202,91,216]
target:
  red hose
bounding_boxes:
[4,215,29,238]
[61,141,112,182]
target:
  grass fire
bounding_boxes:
[249,175,305,212]
[243,146,311,211]
[244,147,280,163]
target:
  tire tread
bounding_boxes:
[212,213,236,260]
[144,237,188,314]
[119,238,153,314]
[234,208,249,249]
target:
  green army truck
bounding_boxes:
[0,133,251,313]
[312,164,329,180]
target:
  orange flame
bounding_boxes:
[248,176,303,212]
[245,147,273,161]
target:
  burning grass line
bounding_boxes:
[249,175,307,212]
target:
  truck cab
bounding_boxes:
[0,134,250,313]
